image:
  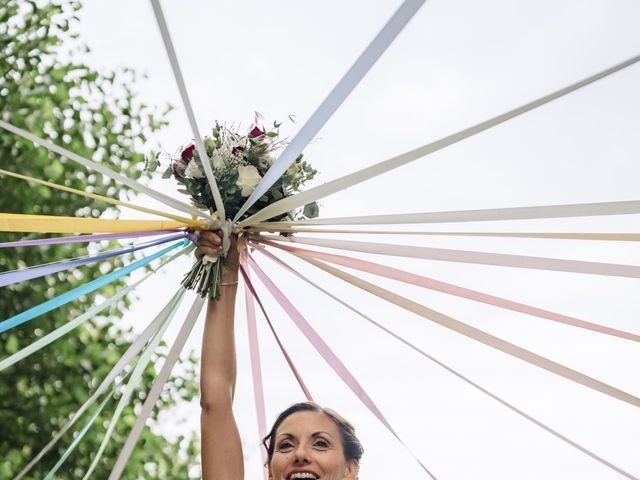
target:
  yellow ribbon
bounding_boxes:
[0,213,188,233]
[0,168,202,227]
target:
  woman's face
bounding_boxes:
[269,411,358,480]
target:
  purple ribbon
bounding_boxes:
[0,230,183,249]
[0,233,185,288]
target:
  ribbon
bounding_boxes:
[252,244,638,480]
[256,239,640,342]
[234,0,426,221]
[0,212,189,234]
[108,294,205,480]
[241,252,268,472]
[0,233,184,288]
[257,200,640,227]
[238,54,640,227]
[42,389,116,480]
[288,253,640,408]
[240,264,314,401]
[13,288,185,480]
[149,0,226,221]
[0,168,200,226]
[0,229,182,248]
[81,286,185,480]
[0,239,186,334]
[0,245,193,372]
[246,253,438,479]
[259,235,640,279]
[247,226,640,242]
[0,119,214,221]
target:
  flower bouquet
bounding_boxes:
[154,121,318,299]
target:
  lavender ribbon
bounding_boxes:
[0,233,185,288]
[0,229,183,249]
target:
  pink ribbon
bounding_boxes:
[241,253,269,476]
[251,243,638,480]
[256,239,640,343]
[246,252,438,479]
[240,264,313,401]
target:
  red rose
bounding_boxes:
[181,144,195,161]
[232,145,245,156]
[249,126,265,138]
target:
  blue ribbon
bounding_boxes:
[0,239,187,334]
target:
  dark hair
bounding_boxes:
[262,402,364,465]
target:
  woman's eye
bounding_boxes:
[314,439,329,448]
[277,441,294,450]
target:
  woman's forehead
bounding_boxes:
[276,411,339,437]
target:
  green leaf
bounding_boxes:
[161,165,173,179]
[303,201,319,218]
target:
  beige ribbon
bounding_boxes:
[247,226,640,241]
[292,253,640,408]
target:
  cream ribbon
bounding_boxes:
[238,53,640,227]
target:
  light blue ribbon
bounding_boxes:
[0,239,187,334]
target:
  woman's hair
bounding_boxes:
[262,401,364,465]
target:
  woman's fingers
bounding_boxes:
[199,230,223,246]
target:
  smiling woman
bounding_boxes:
[263,402,363,480]
[196,231,362,480]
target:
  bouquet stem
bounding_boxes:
[181,256,223,300]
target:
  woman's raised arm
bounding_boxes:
[197,231,244,480]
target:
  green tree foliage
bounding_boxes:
[0,1,200,477]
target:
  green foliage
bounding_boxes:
[0,1,199,478]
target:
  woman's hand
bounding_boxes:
[194,230,240,279]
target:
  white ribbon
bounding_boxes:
[13,288,186,480]
[0,119,213,221]
[150,0,226,221]
[233,0,426,221]
[109,295,206,480]
[238,53,640,227]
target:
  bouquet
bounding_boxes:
[154,120,318,299]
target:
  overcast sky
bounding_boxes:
[74,1,640,478]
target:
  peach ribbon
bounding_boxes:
[251,243,638,480]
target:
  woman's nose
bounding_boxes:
[292,444,311,464]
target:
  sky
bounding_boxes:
[72,1,640,478]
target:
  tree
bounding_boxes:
[0,1,200,477]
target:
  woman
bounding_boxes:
[196,231,363,480]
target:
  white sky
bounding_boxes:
[75,1,640,478]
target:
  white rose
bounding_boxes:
[236,165,261,197]
[184,160,204,178]
[210,150,226,169]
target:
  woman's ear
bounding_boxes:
[344,459,359,479]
